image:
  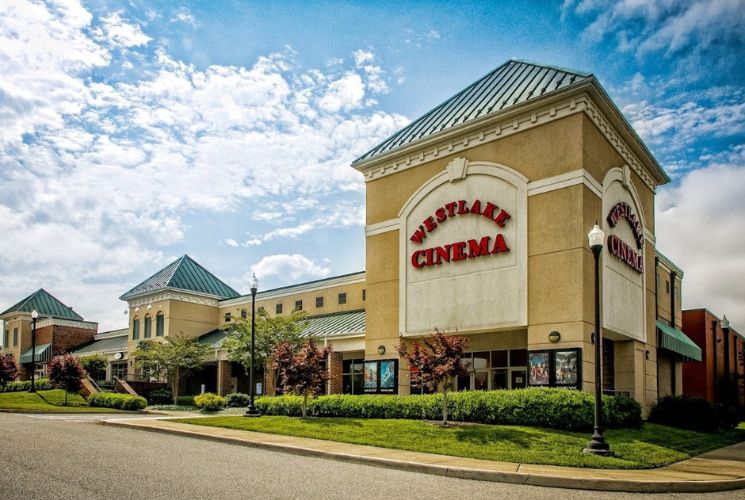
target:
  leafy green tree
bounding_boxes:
[222,309,308,391]
[272,338,331,418]
[134,336,210,404]
[80,354,107,381]
[398,330,469,425]
[0,354,18,389]
[47,354,85,405]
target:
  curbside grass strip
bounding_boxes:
[102,418,745,493]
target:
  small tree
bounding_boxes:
[272,338,331,418]
[222,309,308,392]
[47,355,85,405]
[398,330,469,425]
[134,336,210,404]
[0,354,18,389]
[80,354,107,381]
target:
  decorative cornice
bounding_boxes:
[219,273,367,307]
[35,318,98,330]
[527,169,602,198]
[355,91,658,192]
[128,291,219,308]
[365,218,399,237]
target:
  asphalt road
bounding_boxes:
[1,412,743,500]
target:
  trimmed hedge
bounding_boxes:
[225,392,250,408]
[194,392,225,412]
[88,392,147,411]
[176,395,196,406]
[648,395,742,432]
[255,388,642,431]
[1,378,53,392]
[146,389,173,405]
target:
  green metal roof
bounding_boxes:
[70,332,128,355]
[19,343,52,364]
[198,309,366,349]
[657,320,702,362]
[0,289,84,320]
[354,59,591,163]
[120,255,240,301]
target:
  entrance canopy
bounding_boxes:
[656,320,702,362]
[20,343,52,364]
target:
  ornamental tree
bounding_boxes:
[222,309,308,392]
[398,329,469,425]
[272,338,331,418]
[80,354,107,381]
[0,354,18,388]
[47,354,85,405]
[134,336,210,404]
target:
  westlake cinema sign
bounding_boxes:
[409,199,511,269]
[606,201,644,273]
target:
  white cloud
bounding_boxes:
[0,1,409,330]
[656,161,745,329]
[224,238,239,247]
[171,8,197,28]
[251,254,331,282]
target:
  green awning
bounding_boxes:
[657,321,702,362]
[20,343,52,364]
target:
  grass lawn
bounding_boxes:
[0,389,123,413]
[176,416,745,469]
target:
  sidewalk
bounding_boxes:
[103,416,745,493]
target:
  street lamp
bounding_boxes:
[584,223,612,455]
[29,309,38,393]
[245,273,261,417]
[722,315,731,405]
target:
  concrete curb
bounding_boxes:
[103,419,745,493]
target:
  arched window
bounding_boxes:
[143,315,152,338]
[132,318,140,340]
[156,312,164,337]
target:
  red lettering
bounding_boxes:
[411,250,425,269]
[445,202,457,217]
[423,216,437,232]
[410,227,426,244]
[468,236,490,258]
[435,207,447,223]
[491,234,510,253]
[434,245,451,265]
[425,248,434,267]
[482,202,498,220]
[494,209,511,227]
[452,241,467,261]
[470,200,482,216]
[457,200,470,215]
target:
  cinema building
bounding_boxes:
[1,60,709,413]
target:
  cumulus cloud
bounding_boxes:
[0,1,408,329]
[656,161,745,329]
[251,254,331,282]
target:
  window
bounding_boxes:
[2,330,7,347]
[224,312,232,322]
[275,303,283,314]
[362,289,366,301]
[156,313,164,337]
[240,309,247,319]
[13,328,18,346]
[295,300,303,311]
[426,349,529,392]
[316,296,324,308]
[338,292,347,305]
[132,318,140,340]
[602,340,615,392]
[342,359,364,394]
[258,306,265,314]
[143,315,152,338]
[666,280,670,293]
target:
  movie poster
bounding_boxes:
[364,361,378,392]
[554,350,579,385]
[529,352,550,385]
[379,361,395,392]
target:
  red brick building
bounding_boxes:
[682,309,744,407]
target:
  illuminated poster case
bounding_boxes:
[363,359,398,394]
[528,348,582,389]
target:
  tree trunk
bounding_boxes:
[442,387,448,425]
[64,381,69,406]
[172,370,180,405]
[302,390,309,418]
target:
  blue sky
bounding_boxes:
[1,0,744,331]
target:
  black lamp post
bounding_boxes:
[245,273,261,417]
[722,315,731,405]
[584,223,612,455]
[29,309,38,393]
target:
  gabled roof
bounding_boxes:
[354,59,591,163]
[70,331,128,356]
[0,289,84,320]
[120,255,240,301]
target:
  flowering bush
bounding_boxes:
[47,354,85,405]
[194,392,225,411]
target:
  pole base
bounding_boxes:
[582,447,614,456]
[244,405,261,417]
[28,388,36,393]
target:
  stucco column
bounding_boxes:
[328,352,343,394]
[216,360,232,396]
[106,361,112,382]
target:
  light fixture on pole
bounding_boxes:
[721,315,731,404]
[245,272,261,417]
[29,309,39,393]
[583,223,612,456]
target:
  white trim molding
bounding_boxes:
[219,273,366,307]
[365,218,399,237]
[35,318,98,330]
[527,169,602,198]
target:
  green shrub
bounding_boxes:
[0,378,53,392]
[256,388,642,431]
[648,395,738,432]
[176,395,196,406]
[88,392,147,411]
[194,392,225,412]
[146,388,173,405]
[224,392,250,408]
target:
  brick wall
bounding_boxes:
[217,360,232,396]
[52,326,96,355]
[328,352,343,395]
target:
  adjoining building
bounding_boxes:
[106,59,710,414]
[0,289,97,379]
[69,328,129,384]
